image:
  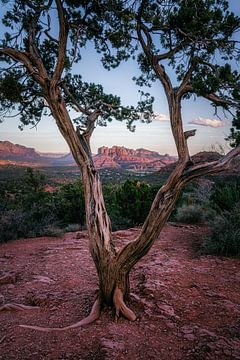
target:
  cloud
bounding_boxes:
[189,117,225,128]
[152,113,170,121]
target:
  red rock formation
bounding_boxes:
[94,146,176,171]
[0,141,177,171]
[0,141,41,161]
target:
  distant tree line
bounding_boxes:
[0,168,239,256]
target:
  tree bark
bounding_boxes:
[46,86,240,321]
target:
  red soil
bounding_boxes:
[0,224,239,360]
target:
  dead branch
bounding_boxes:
[53,0,68,82]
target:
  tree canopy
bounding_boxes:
[0,0,239,147]
[0,0,153,133]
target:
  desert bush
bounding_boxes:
[0,206,59,242]
[202,202,240,257]
[169,182,198,221]
[64,223,82,232]
[210,177,240,212]
[176,204,206,224]
[54,181,85,226]
[114,180,159,226]
[41,225,64,237]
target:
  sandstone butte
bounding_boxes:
[0,141,177,171]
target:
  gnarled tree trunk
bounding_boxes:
[46,84,240,325]
[1,0,240,333]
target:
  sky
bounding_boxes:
[0,1,239,156]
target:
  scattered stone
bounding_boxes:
[33,275,54,284]
[0,272,17,285]
[198,328,217,339]
[0,294,5,305]
[3,253,14,259]
[184,333,195,341]
[101,339,125,351]
[157,303,180,320]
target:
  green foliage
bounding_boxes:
[0,168,59,242]
[172,181,216,224]
[0,74,23,102]
[54,181,85,226]
[0,205,58,242]
[114,180,159,226]
[64,223,82,232]
[0,170,160,241]
[226,110,240,148]
[210,177,240,212]
[0,0,152,130]
[175,204,206,224]
[23,167,46,192]
[202,203,240,257]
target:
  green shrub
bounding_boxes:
[64,223,82,232]
[54,181,85,226]
[114,180,159,226]
[0,207,59,242]
[176,204,206,224]
[202,202,240,257]
[41,225,64,237]
[210,178,240,212]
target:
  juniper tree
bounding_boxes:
[0,0,239,330]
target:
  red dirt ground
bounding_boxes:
[0,224,240,360]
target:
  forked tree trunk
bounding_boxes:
[2,0,239,332]
[17,86,240,335]
[46,89,240,322]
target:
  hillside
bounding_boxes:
[0,141,42,162]
[0,225,239,359]
[143,151,240,184]
[0,141,176,172]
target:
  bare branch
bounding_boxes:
[44,14,59,44]
[28,19,48,79]
[53,0,68,82]
[83,111,101,141]
[204,93,239,108]
[184,129,196,139]
[183,145,240,181]
[155,39,188,61]
[0,48,45,86]
[61,82,90,115]
[177,64,195,97]
[25,0,53,11]
[137,5,173,97]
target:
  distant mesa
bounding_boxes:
[0,141,41,161]
[0,141,177,172]
[94,146,176,171]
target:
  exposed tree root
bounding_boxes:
[19,297,101,332]
[113,287,136,322]
[0,303,39,311]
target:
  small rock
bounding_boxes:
[33,275,54,284]
[3,253,14,259]
[0,273,17,285]
[101,339,125,351]
[184,333,195,341]
[157,303,179,320]
[198,328,217,339]
[0,294,5,305]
